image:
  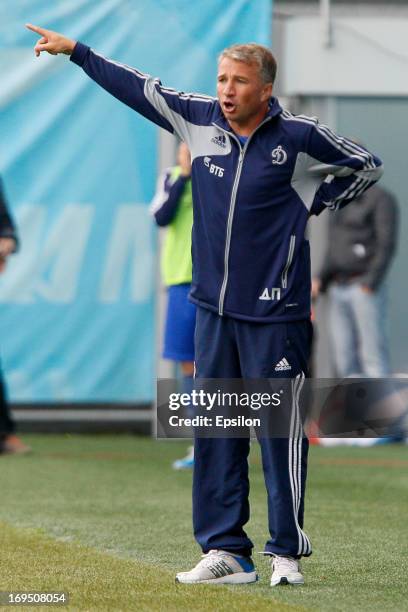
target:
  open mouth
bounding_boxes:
[223,101,236,113]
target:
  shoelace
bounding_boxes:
[198,550,230,568]
[272,555,300,573]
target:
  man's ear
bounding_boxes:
[261,83,273,102]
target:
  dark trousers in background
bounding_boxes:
[193,306,313,559]
[0,371,15,447]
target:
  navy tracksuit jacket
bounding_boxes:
[70,44,383,558]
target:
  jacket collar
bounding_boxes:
[213,97,282,132]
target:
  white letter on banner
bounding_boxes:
[0,204,93,304]
[0,204,93,303]
[99,205,154,303]
[35,204,94,302]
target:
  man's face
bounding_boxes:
[217,57,272,128]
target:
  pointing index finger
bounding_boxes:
[25,23,48,36]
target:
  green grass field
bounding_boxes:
[0,435,407,611]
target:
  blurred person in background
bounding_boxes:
[312,181,407,445]
[312,181,398,378]
[150,142,195,470]
[0,178,31,456]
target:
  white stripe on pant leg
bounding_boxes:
[289,373,311,556]
[294,372,312,555]
[296,389,308,553]
[293,375,307,555]
[295,377,306,554]
[288,378,299,553]
[292,374,307,555]
[289,375,304,556]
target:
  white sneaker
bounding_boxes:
[172,446,194,470]
[176,549,258,584]
[270,555,304,586]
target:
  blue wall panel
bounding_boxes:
[0,1,272,402]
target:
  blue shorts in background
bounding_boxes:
[163,283,196,362]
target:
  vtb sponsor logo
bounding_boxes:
[204,157,224,178]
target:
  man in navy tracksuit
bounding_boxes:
[27,24,383,586]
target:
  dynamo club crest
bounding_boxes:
[271,145,287,165]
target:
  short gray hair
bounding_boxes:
[218,43,277,85]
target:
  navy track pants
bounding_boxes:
[193,306,313,559]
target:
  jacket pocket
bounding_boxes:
[281,235,296,289]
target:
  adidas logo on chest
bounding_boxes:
[211,134,227,148]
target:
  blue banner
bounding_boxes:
[0,1,272,402]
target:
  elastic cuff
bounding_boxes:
[70,41,90,66]
[217,549,253,559]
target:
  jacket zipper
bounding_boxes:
[281,234,296,289]
[213,117,272,316]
